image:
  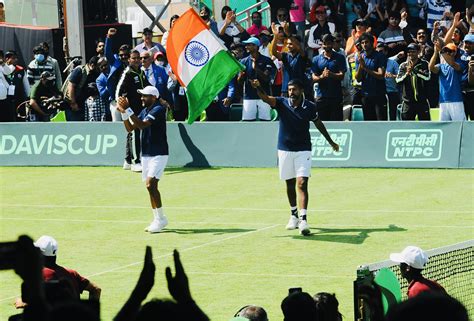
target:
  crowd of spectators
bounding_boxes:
[0,0,473,124]
[6,235,470,321]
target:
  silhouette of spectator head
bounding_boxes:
[50,300,100,321]
[281,291,318,321]
[313,292,343,321]
[236,305,269,321]
[386,293,468,321]
[136,299,181,321]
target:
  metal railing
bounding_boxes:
[236,1,271,29]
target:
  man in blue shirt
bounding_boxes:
[250,78,339,236]
[355,33,387,121]
[429,42,465,121]
[270,24,311,98]
[376,42,400,121]
[238,37,276,121]
[116,86,169,234]
[311,33,347,121]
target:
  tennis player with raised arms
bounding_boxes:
[251,78,339,235]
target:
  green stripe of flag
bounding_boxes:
[186,50,244,124]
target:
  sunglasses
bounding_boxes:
[441,48,454,54]
[278,14,287,17]
[417,32,426,35]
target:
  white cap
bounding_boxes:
[34,235,58,256]
[137,86,160,98]
[390,246,428,269]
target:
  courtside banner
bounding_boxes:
[0,122,468,168]
[459,122,474,169]
[167,9,244,124]
[0,123,125,165]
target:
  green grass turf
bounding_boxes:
[0,167,473,320]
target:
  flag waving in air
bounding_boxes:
[167,9,244,124]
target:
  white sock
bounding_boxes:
[290,206,297,211]
[300,209,307,219]
[155,207,165,220]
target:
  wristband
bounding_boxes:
[121,112,129,121]
[125,108,134,117]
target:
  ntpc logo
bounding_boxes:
[385,129,443,161]
[310,129,352,161]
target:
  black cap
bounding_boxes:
[322,33,335,43]
[33,45,45,54]
[407,43,420,51]
[142,27,153,34]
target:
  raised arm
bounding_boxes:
[249,79,276,107]
[443,12,460,45]
[114,246,155,321]
[429,41,441,74]
[116,96,153,131]
[105,28,117,65]
[270,23,283,60]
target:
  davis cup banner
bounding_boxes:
[167,9,244,124]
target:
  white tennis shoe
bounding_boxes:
[286,216,299,230]
[145,216,168,233]
[298,220,310,236]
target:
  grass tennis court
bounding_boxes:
[0,167,472,320]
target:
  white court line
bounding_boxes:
[0,223,280,302]
[0,217,471,229]
[88,223,280,278]
[2,204,472,214]
[112,271,351,279]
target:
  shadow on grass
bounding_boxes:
[164,166,220,175]
[161,228,256,235]
[280,224,406,244]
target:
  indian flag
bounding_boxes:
[167,9,244,124]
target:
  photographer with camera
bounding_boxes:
[28,71,62,122]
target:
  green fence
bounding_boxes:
[0,122,472,168]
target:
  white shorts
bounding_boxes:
[243,99,271,120]
[141,155,168,181]
[278,150,312,180]
[439,102,466,121]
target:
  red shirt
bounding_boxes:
[407,277,446,298]
[247,24,268,36]
[43,265,90,298]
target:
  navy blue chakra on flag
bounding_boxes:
[184,41,210,67]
